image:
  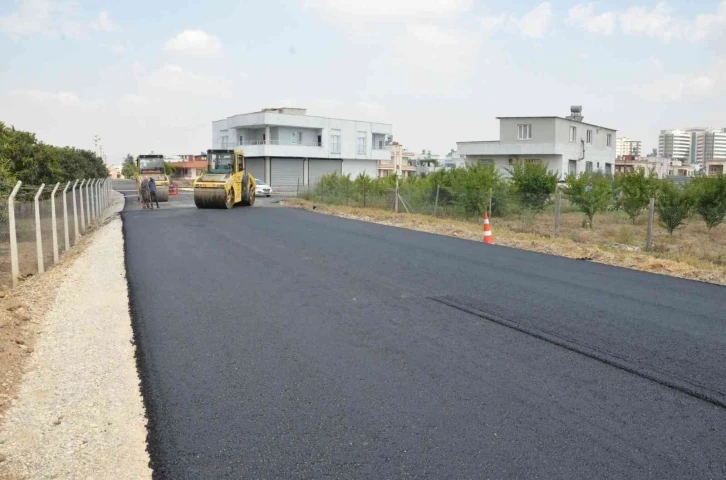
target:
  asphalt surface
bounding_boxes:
[119,180,726,479]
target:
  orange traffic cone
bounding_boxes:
[483,212,494,244]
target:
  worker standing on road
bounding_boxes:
[148,177,160,209]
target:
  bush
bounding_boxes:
[561,171,614,228]
[614,169,658,223]
[688,175,726,231]
[508,162,559,211]
[656,181,693,235]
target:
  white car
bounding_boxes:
[255,180,272,197]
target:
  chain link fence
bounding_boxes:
[0,179,116,289]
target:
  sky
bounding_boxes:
[1,0,725,163]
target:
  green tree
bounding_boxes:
[689,175,726,231]
[121,154,137,178]
[656,181,693,235]
[562,171,614,228]
[508,162,559,211]
[0,122,108,185]
[614,169,658,223]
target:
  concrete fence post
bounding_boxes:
[79,179,86,233]
[62,181,71,251]
[434,184,440,216]
[72,179,80,240]
[88,178,98,223]
[554,190,562,237]
[50,182,60,264]
[646,197,655,251]
[34,183,46,274]
[85,179,92,226]
[8,181,22,288]
[93,179,99,219]
[96,179,101,216]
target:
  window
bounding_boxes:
[221,135,228,148]
[330,129,341,154]
[292,131,302,145]
[586,161,593,173]
[378,140,384,149]
[525,158,541,164]
[479,159,494,165]
[607,133,612,147]
[586,130,593,144]
[569,126,577,142]
[238,135,244,145]
[568,160,577,175]
[357,131,367,155]
[518,124,532,140]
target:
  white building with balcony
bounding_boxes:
[457,106,617,179]
[212,107,393,187]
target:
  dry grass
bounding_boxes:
[284,199,726,286]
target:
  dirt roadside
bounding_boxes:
[0,196,151,479]
[284,199,726,286]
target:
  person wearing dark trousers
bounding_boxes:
[149,178,160,208]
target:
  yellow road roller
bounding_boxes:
[193,149,256,209]
[136,154,171,202]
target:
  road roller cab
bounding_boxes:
[193,149,256,209]
[136,154,171,202]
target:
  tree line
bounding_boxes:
[309,163,726,234]
[0,122,109,187]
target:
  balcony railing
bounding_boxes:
[224,140,322,148]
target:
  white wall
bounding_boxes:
[343,159,378,179]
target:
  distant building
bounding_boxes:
[696,128,726,165]
[658,129,694,163]
[212,107,392,187]
[378,142,415,178]
[615,155,694,178]
[615,137,641,158]
[442,149,466,170]
[107,165,123,178]
[457,106,616,179]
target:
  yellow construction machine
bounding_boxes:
[193,149,256,209]
[136,154,170,202]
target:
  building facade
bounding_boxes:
[212,107,392,187]
[615,137,641,158]
[658,129,693,162]
[696,128,726,165]
[457,106,616,179]
[378,143,415,178]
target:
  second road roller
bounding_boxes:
[136,154,171,202]
[193,149,257,209]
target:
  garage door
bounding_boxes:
[309,159,342,184]
[270,158,304,187]
[246,158,264,182]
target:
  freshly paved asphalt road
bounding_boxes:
[120,183,726,479]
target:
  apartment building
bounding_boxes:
[212,107,393,186]
[658,129,693,162]
[378,142,415,178]
[615,137,642,158]
[457,106,616,179]
[696,128,726,164]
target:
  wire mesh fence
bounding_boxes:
[0,179,116,289]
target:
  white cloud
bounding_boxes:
[479,3,554,38]
[304,0,472,24]
[90,11,119,32]
[566,1,726,43]
[0,0,121,38]
[566,4,617,35]
[619,3,678,42]
[11,89,103,110]
[163,30,221,58]
[392,24,480,75]
[106,43,125,54]
[633,58,726,101]
[144,65,232,97]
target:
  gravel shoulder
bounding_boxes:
[0,197,150,479]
